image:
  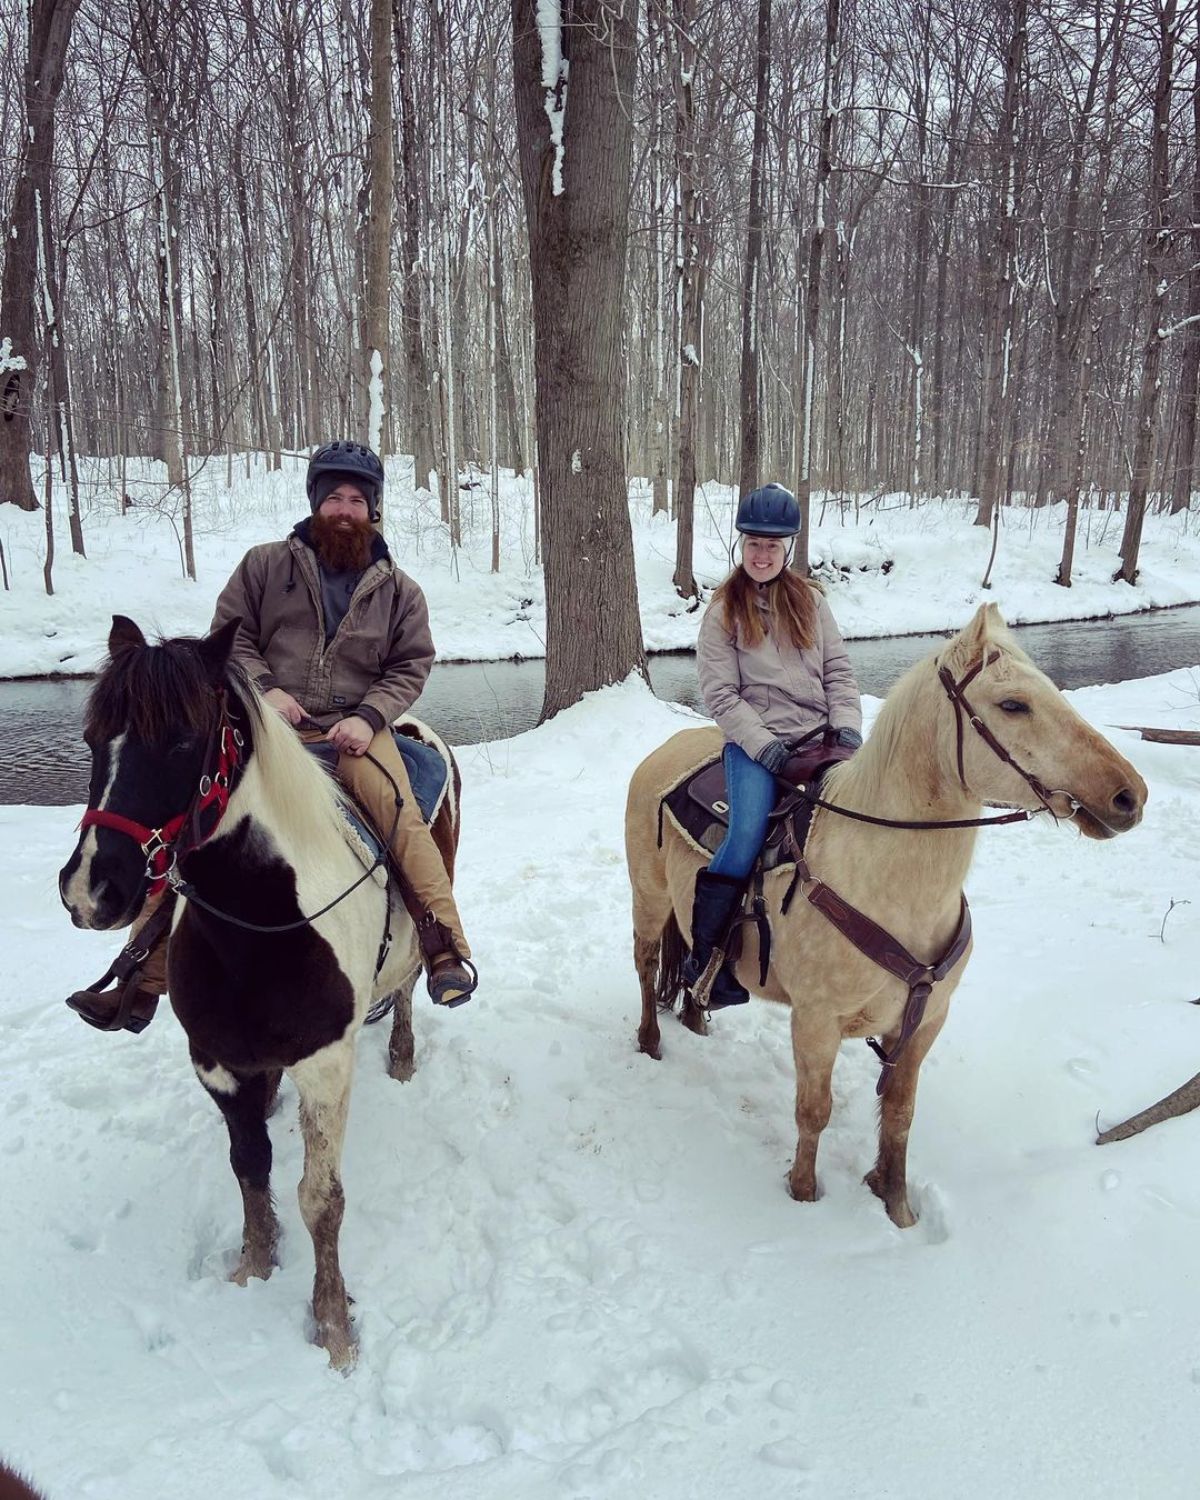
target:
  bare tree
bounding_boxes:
[513,0,647,719]
[1117,0,1181,583]
[0,0,81,512]
[364,0,393,455]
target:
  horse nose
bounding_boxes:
[1110,785,1143,826]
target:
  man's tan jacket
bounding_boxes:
[210,520,435,732]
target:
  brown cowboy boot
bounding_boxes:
[66,898,172,1034]
[66,945,164,1033]
[412,911,478,1008]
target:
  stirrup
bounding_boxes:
[427,956,478,1008]
[66,972,160,1034]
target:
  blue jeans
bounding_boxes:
[708,742,777,879]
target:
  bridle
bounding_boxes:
[787,649,1080,833]
[936,649,1079,822]
[79,690,245,895]
[79,695,402,937]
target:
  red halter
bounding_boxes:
[79,697,244,896]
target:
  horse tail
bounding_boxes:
[654,911,688,1013]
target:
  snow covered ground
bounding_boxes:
[1,459,1199,1495]
[1,454,1198,678]
[2,661,1199,1499]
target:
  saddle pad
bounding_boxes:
[660,753,837,869]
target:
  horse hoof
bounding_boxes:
[230,1253,275,1286]
[388,1055,415,1083]
[637,1034,662,1061]
[318,1326,358,1373]
[865,1169,917,1228]
[787,1175,818,1203]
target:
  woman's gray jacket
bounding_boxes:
[695,586,861,761]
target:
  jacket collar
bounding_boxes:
[291,516,391,567]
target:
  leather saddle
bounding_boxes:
[662,726,856,867]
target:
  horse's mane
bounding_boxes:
[824,618,1034,805]
[233,666,352,857]
[87,636,217,745]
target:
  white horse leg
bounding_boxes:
[289,1044,357,1370]
[864,1009,947,1229]
[787,1010,843,1203]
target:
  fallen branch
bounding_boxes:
[1097,1070,1200,1143]
[1113,725,1200,746]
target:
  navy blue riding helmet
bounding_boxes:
[736,483,801,537]
[306,441,385,522]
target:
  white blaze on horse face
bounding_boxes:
[62,732,126,922]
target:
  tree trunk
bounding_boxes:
[0,0,81,511]
[672,0,704,600]
[513,0,647,720]
[973,0,1026,528]
[1118,0,1178,583]
[737,0,770,498]
[1170,4,1200,515]
[364,0,393,456]
[393,0,437,488]
[793,0,840,572]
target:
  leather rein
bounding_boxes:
[764,651,1077,1095]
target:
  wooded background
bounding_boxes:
[2,0,1198,596]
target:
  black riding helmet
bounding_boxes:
[306,441,385,522]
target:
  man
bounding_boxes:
[67,440,475,1033]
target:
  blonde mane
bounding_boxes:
[234,684,354,869]
[824,617,1036,811]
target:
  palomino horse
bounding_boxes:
[59,616,461,1369]
[626,604,1146,1227]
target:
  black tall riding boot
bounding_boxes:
[681,869,749,1008]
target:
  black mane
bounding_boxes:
[85,633,250,745]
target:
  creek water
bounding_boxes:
[5,605,1199,805]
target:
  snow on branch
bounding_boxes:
[0,337,27,373]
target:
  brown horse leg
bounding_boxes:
[387,965,419,1082]
[787,1011,842,1203]
[634,931,664,1058]
[193,1058,281,1284]
[864,1011,946,1229]
[289,1046,357,1371]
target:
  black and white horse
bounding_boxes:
[59,615,459,1369]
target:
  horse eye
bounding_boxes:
[998,699,1030,714]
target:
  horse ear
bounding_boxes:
[941,602,1007,676]
[109,615,147,654]
[198,616,243,682]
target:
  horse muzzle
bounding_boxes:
[1069,776,1147,840]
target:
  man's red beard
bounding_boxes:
[310,511,376,572]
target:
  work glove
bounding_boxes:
[755,739,791,774]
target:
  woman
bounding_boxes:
[686,483,862,1007]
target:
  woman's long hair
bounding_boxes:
[713,559,821,649]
